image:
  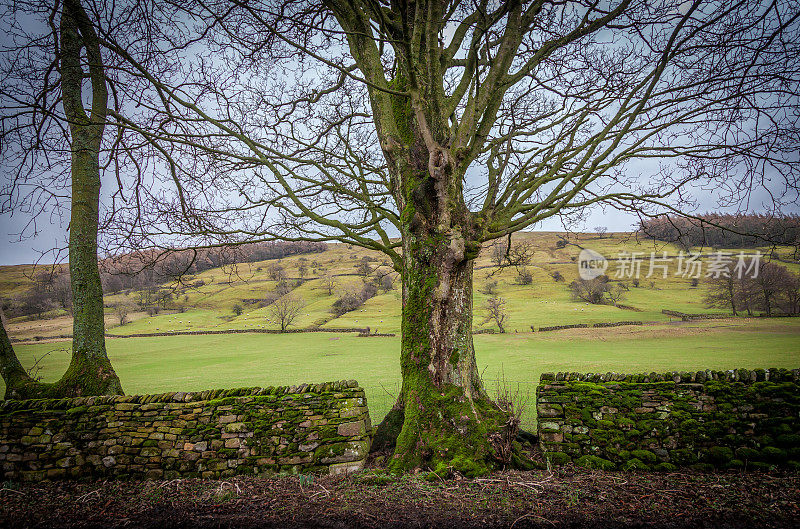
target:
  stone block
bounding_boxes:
[337,420,366,437]
[537,403,564,418]
[329,460,363,475]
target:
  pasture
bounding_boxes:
[5,317,799,428]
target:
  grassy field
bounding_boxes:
[3,231,798,427]
[8,231,797,340]
[5,318,799,428]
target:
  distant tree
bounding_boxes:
[641,214,800,250]
[516,268,533,285]
[331,288,363,316]
[481,281,499,296]
[267,262,286,282]
[482,296,509,333]
[114,303,134,326]
[379,273,395,292]
[51,273,73,314]
[298,263,308,278]
[489,239,508,268]
[551,271,564,282]
[269,294,305,331]
[569,276,611,304]
[275,280,292,297]
[355,258,373,279]
[490,237,534,275]
[752,262,794,316]
[232,303,244,316]
[594,226,609,238]
[320,273,338,296]
[779,273,800,314]
[607,283,627,306]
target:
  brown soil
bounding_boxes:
[2,468,798,528]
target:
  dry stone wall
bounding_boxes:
[537,368,800,471]
[0,380,371,482]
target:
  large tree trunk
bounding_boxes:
[0,0,122,399]
[387,232,513,477]
[0,316,40,400]
[56,0,123,397]
[54,138,123,396]
[375,117,516,474]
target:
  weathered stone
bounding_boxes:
[537,403,564,418]
[328,461,363,476]
[337,421,366,437]
[0,381,371,482]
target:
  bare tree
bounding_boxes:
[269,294,306,331]
[114,303,134,326]
[0,0,123,398]
[569,277,612,305]
[320,273,338,296]
[607,283,627,306]
[780,273,800,314]
[482,296,509,333]
[752,262,794,316]
[704,262,745,315]
[6,0,799,474]
[266,263,286,282]
[594,227,609,239]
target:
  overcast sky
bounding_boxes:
[2,185,795,266]
[2,1,797,267]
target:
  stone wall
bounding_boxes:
[537,368,800,471]
[0,380,372,482]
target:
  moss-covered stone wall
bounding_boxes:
[537,368,800,471]
[0,380,372,482]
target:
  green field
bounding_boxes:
[3,231,799,428]
[5,318,799,428]
[8,231,797,342]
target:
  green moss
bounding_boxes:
[761,446,788,463]
[776,434,800,447]
[704,446,734,466]
[630,450,657,463]
[576,455,615,470]
[545,452,572,466]
[654,462,677,472]
[669,449,698,465]
[622,458,649,471]
[735,447,760,461]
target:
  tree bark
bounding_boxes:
[0,0,123,399]
[387,231,512,476]
[57,0,123,397]
[378,99,514,475]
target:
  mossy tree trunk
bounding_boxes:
[58,0,123,397]
[326,1,525,475]
[0,0,122,399]
[388,229,512,476]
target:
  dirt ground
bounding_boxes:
[2,467,798,528]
